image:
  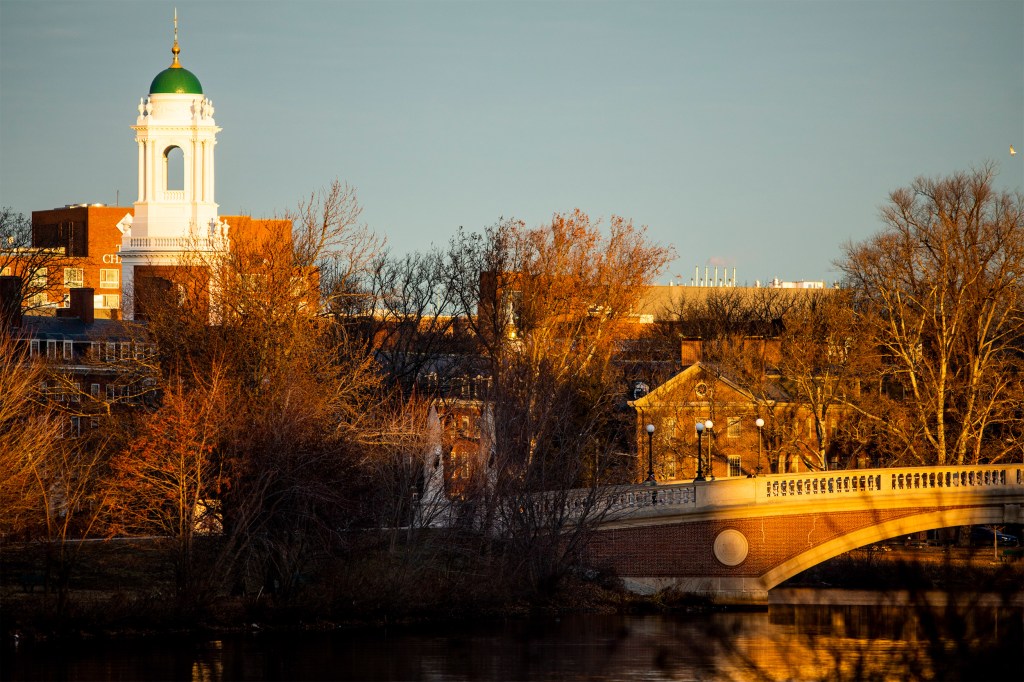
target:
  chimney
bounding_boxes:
[0,276,22,329]
[680,338,703,366]
[69,288,95,324]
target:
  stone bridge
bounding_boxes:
[583,465,1024,605]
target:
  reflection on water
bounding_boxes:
[5,589,1022,681]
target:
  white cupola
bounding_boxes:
[120,12,229,319]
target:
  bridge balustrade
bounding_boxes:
[601,485,696,513]
[766,473,882,499]
[594,464,1024,517]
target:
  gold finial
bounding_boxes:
[170,8,181,68]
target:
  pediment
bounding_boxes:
[630,361,788,409]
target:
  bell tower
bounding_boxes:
[120,11,228,319]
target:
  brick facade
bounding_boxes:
[586,507,938,578]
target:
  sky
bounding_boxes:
[1,1,1022,286]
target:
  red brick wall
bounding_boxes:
[586,507,935,578]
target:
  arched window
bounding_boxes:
[164,146,184,192]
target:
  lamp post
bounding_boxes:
[645,424,656,484]
[755,418,765,476]
[704,419,714,480]
[695,422,705,481]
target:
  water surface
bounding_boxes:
[6,589,1022,681]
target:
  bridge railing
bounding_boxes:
[759,464,1023,503]
[592,464,1024,516]
[601,485,697,512]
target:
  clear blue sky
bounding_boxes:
[2,0,1021,285]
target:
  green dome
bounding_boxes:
[150,67,203,95]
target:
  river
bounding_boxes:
[4,588,1022,681]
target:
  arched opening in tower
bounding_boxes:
[164,146,184,192]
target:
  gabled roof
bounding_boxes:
[628,360,791,409]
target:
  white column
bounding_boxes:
[208,140,215,202]
[199,141,206,202]
[185,139,192,202]
[149,140,157,200]
[137,140,145,201]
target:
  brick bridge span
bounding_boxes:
[584,465,1024,605]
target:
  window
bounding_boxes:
[91,383,100,398]
[105,342,116,361]
[63,340,74,360]
[727,417,742,439]
[100,269,119,288]
[728,455,742,477]
[46,340,58,358]
[30,267,47,288]
[30,339,40,356]
[64,268,84,288]
[98,294,120,309]
[659,418,677,445]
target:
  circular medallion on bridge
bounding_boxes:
[713,529,749,567]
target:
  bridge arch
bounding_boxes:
[761,506,1012,590]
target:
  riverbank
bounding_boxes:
[0,536,636,643]
[4,538,1022,644]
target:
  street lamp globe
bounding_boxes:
[695,421,706,481]
[703,420,714,479]
[755,417,765,476]
[644,424,656,485]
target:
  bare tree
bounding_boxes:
[839,165,1024,465]
[0,207,68,313]
[0,332,117,614]
[0,332,62,538]
[126,180,390,600]
[358,249,471,395]
[447,210,673,592]
[774,290,876,470]
[107,370,227,604]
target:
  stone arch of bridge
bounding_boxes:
[760,504,1012,591]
